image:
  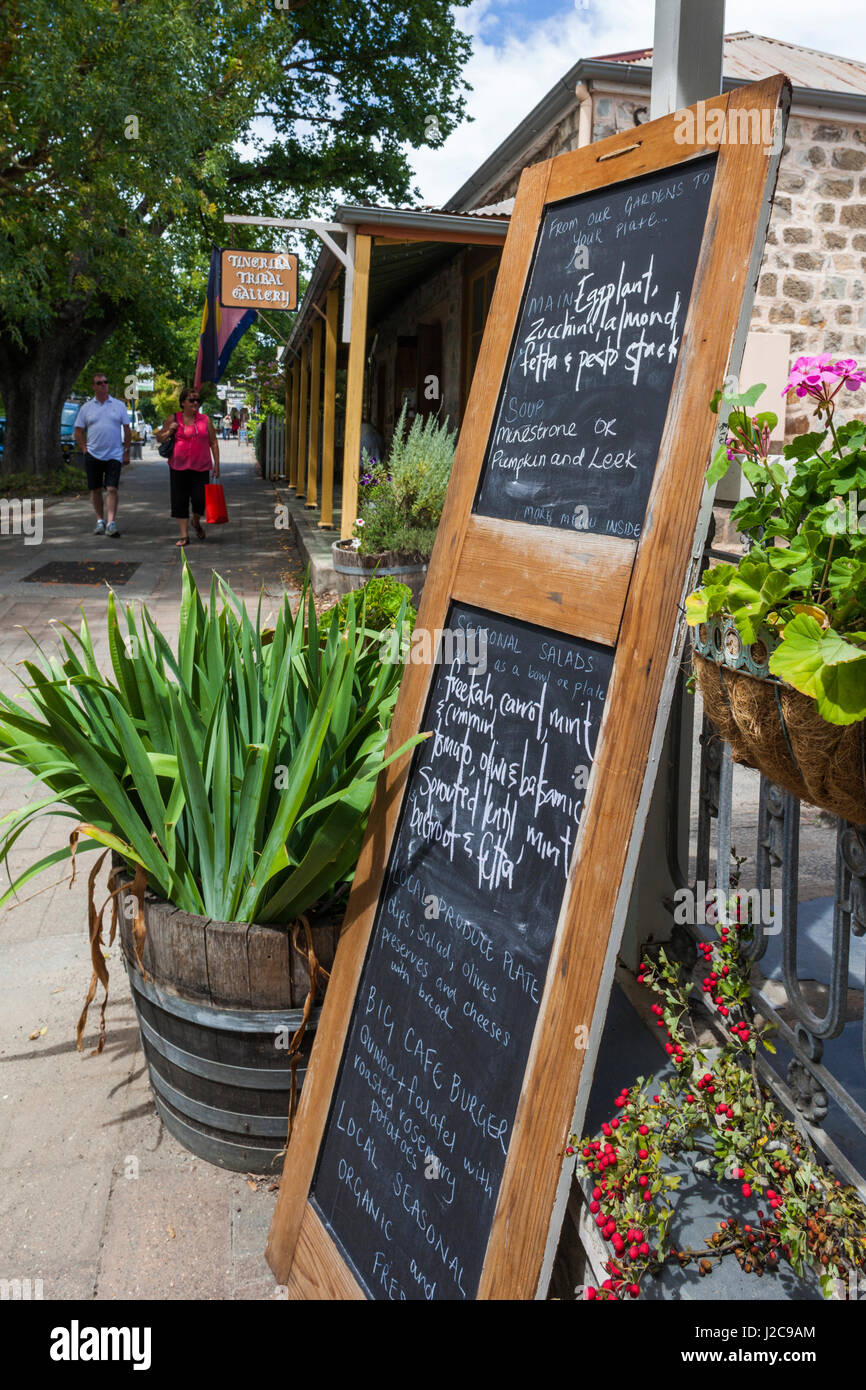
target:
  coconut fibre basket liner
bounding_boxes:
[693,651,866,825]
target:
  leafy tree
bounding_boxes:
[0,0,471,472]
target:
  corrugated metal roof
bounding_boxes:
[598,31,866,96]
[338,203,511,226]
[282,204,509,356]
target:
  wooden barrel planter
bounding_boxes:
[116,882,339,1173]
[332,538,428,607]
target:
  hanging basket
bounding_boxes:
[692,618,866,825]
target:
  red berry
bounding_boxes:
[638,1175,649,1187]
[589,1200,600,1213]
[639,1242,650,1256]
[639,1125,649,1135]
[586,1287,597,1300]
[742,1183,752,1198]
[629,1244,640,1260]
[629,1284,639,1298]
[638,1149,649,1160]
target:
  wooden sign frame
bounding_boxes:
[219,248,298,311]
[267,75,791,1300]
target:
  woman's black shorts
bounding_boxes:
[170,467,208,519]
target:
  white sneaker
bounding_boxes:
[105,521,120,538]
[94,519,105,535]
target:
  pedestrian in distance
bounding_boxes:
[222,412,231,441]
[73,372,131,537]
[230,408,240,439]
[155,386,220,548]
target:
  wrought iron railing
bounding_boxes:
[692,712,866,1201]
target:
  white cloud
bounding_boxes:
[410,0,866,207]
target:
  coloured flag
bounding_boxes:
[194,246,257,388]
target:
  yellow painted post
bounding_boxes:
[296,342,309,501]
[320,286,339,529]
[341,233,372,540]
[289,359,300,489]
[306,316,322,509]
[283,362,291,482]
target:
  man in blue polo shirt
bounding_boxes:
[74,372,131,537]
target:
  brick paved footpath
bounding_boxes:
[0,441,308,1299]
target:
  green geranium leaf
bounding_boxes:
[783,431,828,463]
[731,383,766,408]
[685,564,737,626]
[828,557,866,602]
[836,421,866,451]
[685,590,709,625]
[730,496,777,533]
[769,614,866,724]
[768,461,788,490]
[727,559,795,645]
[707,443,732,487]
[740,455,769,489]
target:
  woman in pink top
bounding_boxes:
[156,387,220,547]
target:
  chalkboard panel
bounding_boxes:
[310,604,614,1299]
[474,153,717,539]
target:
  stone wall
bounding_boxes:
[751,113,866,435]
[477,90,866,438]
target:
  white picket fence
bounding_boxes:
[261,415,286,480]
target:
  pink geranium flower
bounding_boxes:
[783,354,866,406]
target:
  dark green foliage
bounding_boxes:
[326,577,417,636]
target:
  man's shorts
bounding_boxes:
[84,454,122,490]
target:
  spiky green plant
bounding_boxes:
[0,560,421,925]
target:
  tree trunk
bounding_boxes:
[0,314,120,476]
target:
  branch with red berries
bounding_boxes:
[570,918,866,1300]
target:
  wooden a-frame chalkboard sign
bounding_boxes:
[267,75,790,1300]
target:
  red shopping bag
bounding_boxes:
[205,482,228,525]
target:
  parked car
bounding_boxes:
[61,400,81,462]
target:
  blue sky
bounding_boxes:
[410,0,866,205]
